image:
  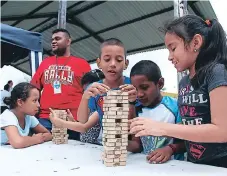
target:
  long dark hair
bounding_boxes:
[163,14,227,87]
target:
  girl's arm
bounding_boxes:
[61,112,99,133]
[4,126,45,149]
[163,86,227,142]
[50,111,99,133]
[32,124,52,142]
[131,86,227,143]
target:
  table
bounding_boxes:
[0,140,226,176]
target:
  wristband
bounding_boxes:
[168,144,177,154]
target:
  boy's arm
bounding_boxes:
[128,104,136,120]
[77,95,91,123]
[30,61,45,91]
[127,135,143,153]
[168,139,186,154]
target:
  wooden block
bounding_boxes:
[114,150,121,155]
[106,154,115,159]
[105,134,118,139]
[121,127,128,131]
[52,127,67,131]
[103,162,115,167]
[106,115,127,119]
[106,138,122,143]
[105,127,122,131]
[103,150,115,155]
[109,107,129,111]
[104,142,116,147]
[120,162,126,166]
[116,96,122,100]
[106,99,128,104]
[103,158,114,163]
[121,142,128,146]
[117,112,129,115]
[105,96,117,100]
[102,122,128,127]
[115,142,122,147]
[121,150,127,154]
[107,90,128,96]
[104,146,127,151]
[120,158,127,162]
[122,96,129,100]
[105,111,116,115]
[121,134,128,138]
[105,130,128,135]
[114,158,120,162]
[103,103,117,107]
[122,138,128,143]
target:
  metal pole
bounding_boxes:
[57,0,67,29]
[174,0,189,86]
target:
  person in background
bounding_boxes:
[31,28,91,140]
[7,80,13,92]
[1,84,11,114]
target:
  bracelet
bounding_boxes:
[168,144,177,154]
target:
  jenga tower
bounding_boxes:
[51,110,69,145]
[102,90,129,167]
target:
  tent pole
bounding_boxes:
[174,0,189,89]
[57,0,67,29]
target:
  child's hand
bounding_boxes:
[49,108,64,128]
[130,117,166,137]
[147,146,173,164]
[32,133,45,144]
[66,109,75,122]
[83,82,110,99]
[119,84,137,103]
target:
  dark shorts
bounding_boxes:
[38,118,80,141]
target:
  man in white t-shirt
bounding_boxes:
[0,84,10,114]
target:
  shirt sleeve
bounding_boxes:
[206,64,227,92]
[30,116,39,128]
[0,110,18,128]
[82,60,91,74]
[176,110,182,124]
[30,60,46,90]
[88,97,97,113]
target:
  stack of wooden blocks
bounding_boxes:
[51,110,69,145]
[102,90,129,167]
